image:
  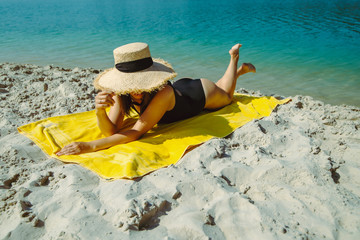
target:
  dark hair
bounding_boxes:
[119,91,158,116]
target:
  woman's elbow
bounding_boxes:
[127,130,144,142]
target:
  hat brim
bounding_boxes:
[94,58,177,95]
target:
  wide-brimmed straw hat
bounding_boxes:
[94,42,177,94]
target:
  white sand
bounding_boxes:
[1,62,359,239]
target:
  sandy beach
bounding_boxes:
[1,62,359,239]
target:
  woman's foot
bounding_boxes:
[237,63,256,77]
[229,43,242,60]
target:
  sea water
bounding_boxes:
[1,0,359,106]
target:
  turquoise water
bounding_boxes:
[1,0,359,106]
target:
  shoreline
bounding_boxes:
[2,61,360,108]
[1,63,360,239]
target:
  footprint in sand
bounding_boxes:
[17,187,44,227]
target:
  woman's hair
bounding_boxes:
[119,91,158,116]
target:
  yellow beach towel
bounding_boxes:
[18,94,289,179]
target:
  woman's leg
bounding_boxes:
[201,44,255,110]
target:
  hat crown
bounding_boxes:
[94,42,177,95]
[113,42,151,64]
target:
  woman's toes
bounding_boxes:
[246,63,256,73]
[242,63,256,73]
[237,63,256,76]
[229,43,242,56]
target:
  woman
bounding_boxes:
[56,42,255,156]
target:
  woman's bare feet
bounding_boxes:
[237,63,256,77]
[229,43,242,60]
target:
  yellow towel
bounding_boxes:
[18,94,289,179]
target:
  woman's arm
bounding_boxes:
[56,85,175,155]
[95,91,124,136]
[55,129,141,155]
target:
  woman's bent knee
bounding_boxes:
[200,78,232,109]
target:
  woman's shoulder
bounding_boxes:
[151,84,175,111]
[157,84,174,97]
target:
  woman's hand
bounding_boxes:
[95,91,115,110]
[56,142,95,156]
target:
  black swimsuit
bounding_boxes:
[159,78,206,123]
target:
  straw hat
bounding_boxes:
[94,42,177,94]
